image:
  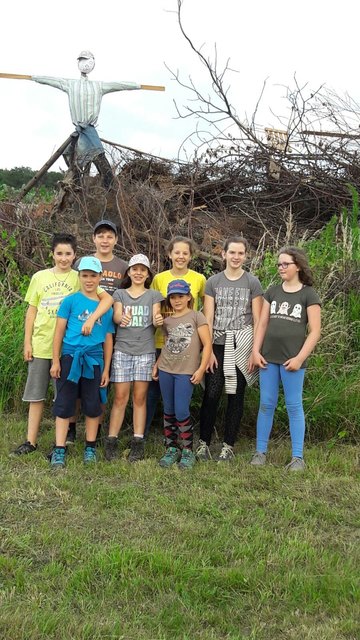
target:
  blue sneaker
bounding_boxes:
[84,446,97,464]
[178,448,196,470]
[50,446,66,469]
[159,446,181,468]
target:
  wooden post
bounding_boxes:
[0,73,32,80]
[140,84,165,91]
[17,132,79,201]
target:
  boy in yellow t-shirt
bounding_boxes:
[12,233,112,456]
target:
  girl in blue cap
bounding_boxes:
[152,279,212,469]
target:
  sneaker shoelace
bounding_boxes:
[197,441,207,455]
[219,443,233,459]
[85,447,96,461]
[53,449,64,464]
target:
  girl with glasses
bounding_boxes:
[249,247,321,471]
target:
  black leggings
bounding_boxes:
[199,343,247,447]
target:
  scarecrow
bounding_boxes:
[1,52,164,188]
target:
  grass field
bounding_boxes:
[1,416,359,640]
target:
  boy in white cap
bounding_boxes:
[50,256,114,468]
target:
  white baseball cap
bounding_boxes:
[128,254,151,269]
[77,50,94,60]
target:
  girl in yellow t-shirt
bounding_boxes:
[145,236,206,435]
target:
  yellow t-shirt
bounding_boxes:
[25,268,80,359]
[151,269,206,348]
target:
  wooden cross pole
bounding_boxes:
[0,73,32,80]
[0,73,165,91]
[16,132,79,201]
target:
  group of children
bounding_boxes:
[12,219,321,471]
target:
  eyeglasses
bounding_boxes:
[277,262,295,269]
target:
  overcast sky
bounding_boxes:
[0,0,359,171]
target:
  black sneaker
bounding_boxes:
[96,425,102,446]
[128,437,145,463]
[104,436,118,461]
[66,429,76,445]
[11,441,38,456]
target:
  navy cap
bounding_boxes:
[93,219,118,235]
[167,279,191,296]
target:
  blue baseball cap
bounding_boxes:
[78,256,102,273]
[167,279,191,296]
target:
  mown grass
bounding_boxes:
[1,416,359,640]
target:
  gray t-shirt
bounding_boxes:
[74,255,128,295]
[205,270,263,345]
[113,289,164,355]
[262,284,321,366]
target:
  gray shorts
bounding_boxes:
[22,357,56,402]
[110,350,155,383]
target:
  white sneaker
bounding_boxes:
[250,452,266,466]
[285,457,305,472]
[217,442,235,462]
[195,439,212,461]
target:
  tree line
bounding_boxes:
[0,166,63,191]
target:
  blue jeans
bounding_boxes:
[256,363,306,458]
[158,370,194,422]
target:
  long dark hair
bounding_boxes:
[278,246,314,286]
[120,266,153,289]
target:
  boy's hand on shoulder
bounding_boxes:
[23,344,33,361]
[50,361,61,379]
[82,317,95,336]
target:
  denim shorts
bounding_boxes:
[110,350,155,383]
[53,355,102,418]
[22,357,56,402]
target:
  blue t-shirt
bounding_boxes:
[57,292,114,351]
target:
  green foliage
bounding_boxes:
[0,227,30,298]
[0,304,27,411]
[0,166,63,191]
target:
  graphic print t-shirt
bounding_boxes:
[25,269,80,359]
[262,284,321,366]
[57,292,114,351]
[151,269,206,349]
[74,255,128,295]
[113,289,164,355]
[158,310,208,375]
[205,271,263,345]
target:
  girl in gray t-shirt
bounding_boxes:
[105,254,163,463]
[197,236,263,463]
